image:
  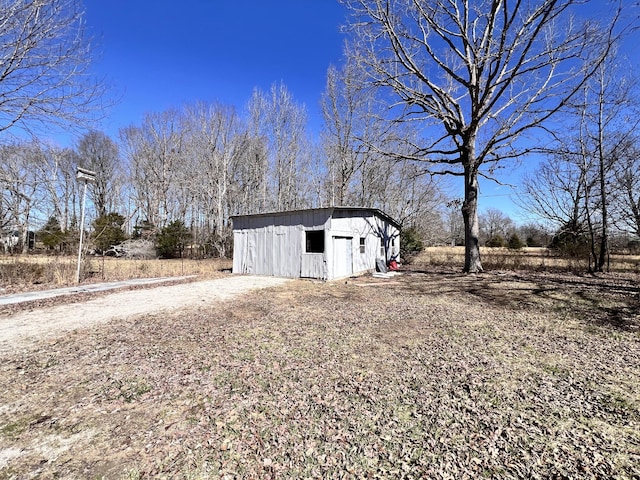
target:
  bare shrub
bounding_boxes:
[118,239,156,259]
[0,260,44,286]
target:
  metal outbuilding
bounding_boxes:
[231,207,401,280]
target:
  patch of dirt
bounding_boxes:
[0,275,289,353]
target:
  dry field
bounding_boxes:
[416,246,640,273]
[0,255,232,294]
[0,265,638,479]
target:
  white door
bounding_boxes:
[332,236,353,279]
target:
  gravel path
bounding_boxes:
[0,276,198,305]
[0,275,289,353]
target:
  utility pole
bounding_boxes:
[76,167,96,283]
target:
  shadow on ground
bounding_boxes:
[392,266,640,331]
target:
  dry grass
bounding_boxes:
[0,255,232,294]
[0,270,638,479]
[416,246,640,273]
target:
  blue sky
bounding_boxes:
[84,0,522,217]
[82,1,638,223]
[86,1,347,137]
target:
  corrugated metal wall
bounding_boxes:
[232,210,331,279]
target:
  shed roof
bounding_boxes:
[231,207,401,230]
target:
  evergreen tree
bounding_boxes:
[508,234,525,250]
[156,220,191,259]
[92,212,127,253]
[39,216,66,251]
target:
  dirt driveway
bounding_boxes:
[0,275,289,353]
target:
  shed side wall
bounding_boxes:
[232,211,330,279]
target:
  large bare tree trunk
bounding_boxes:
[462,162,482,273]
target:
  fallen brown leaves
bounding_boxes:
[0,270,638,479]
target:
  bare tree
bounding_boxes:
[521,49,638,270]
[612,138,640,238]
[120,110,183,230]
[77,131,123,218]
[0,0,104,133]
[248,83,309,211]
[445,199,465,247]
[0,143,38,252]
[586,57,640,262]
[229,132,269,215]
[34,144,81,232]
[519,149,590,240]
[385,160,444,224]
[1,141,88,253]
[576,59,637,271]
[480,207,515,246]
[321,60,446,237]
[182,102,245,257]
[517,222,552,248]
[342,0,624,272]
[321,62,373,206]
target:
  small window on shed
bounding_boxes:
[306,230,324,253]
[359,237,366,254]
